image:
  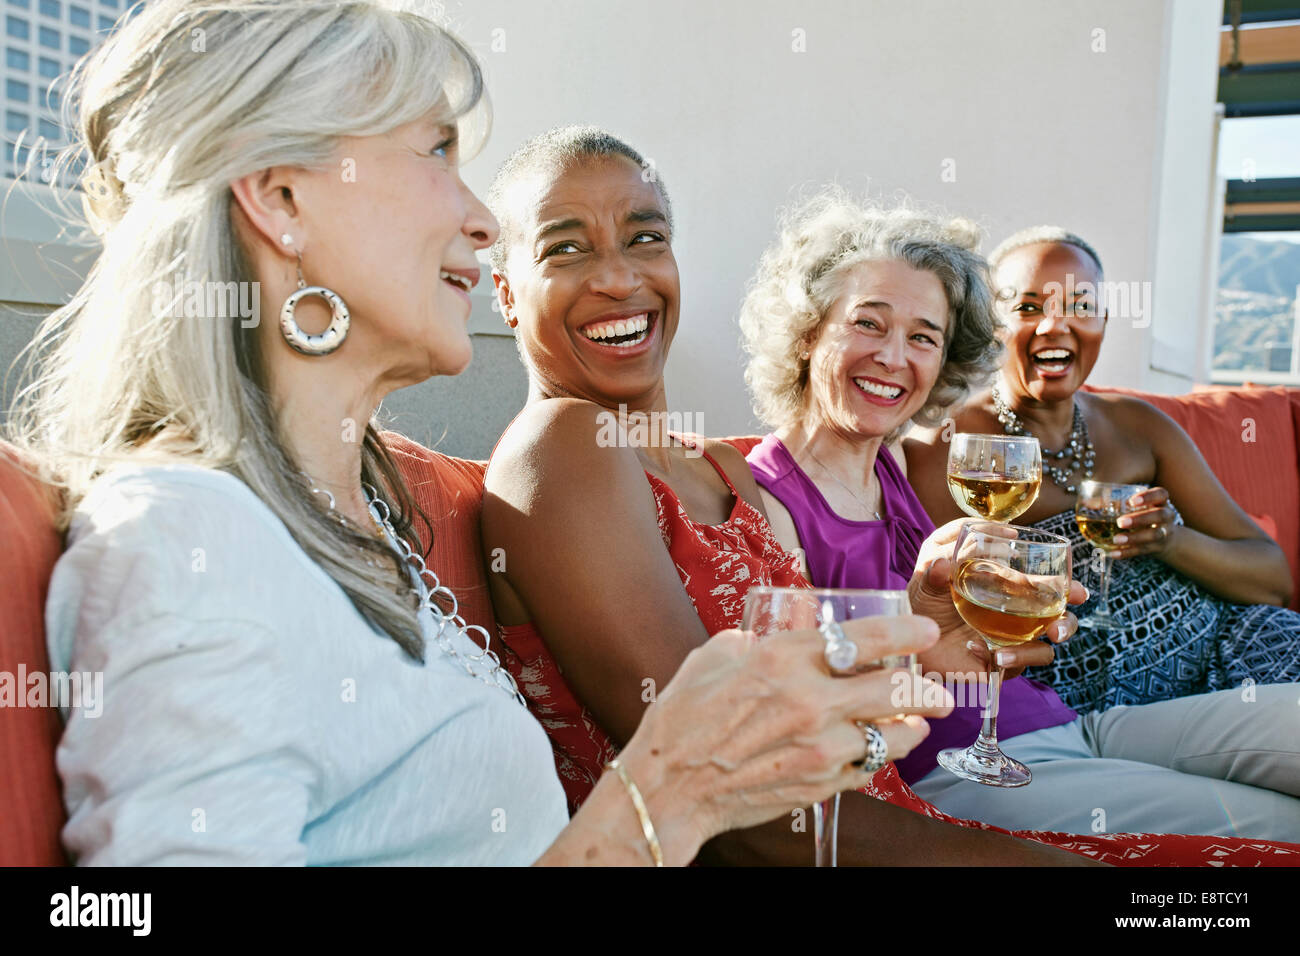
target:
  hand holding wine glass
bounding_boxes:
[1074,480,1148,630]
[1110,486,1179,560]
[947,433,1042,523]
[936,522,1071,788]
[908,518,1078,682]
[742,587,954,866]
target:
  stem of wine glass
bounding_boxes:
[812,795,840,867]
[1096,551,1113,618]
[973,649,1005,763]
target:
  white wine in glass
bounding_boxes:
[951,559,1068,647]
[742,587,914,867]
[1074,480,1147,630]
[947,434,1042,523]
[937,522,1070,788]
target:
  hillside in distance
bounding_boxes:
[1219,234,1300,298]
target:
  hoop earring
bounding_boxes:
[279,252,350,356]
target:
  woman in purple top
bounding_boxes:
[738,189,1300,840]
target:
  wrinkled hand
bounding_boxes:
[617,616,956,863]
[1112,487,1178,560]
[909,519,1087,682]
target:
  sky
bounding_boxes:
[1217,115,1300,179]
[1217,114,1300,246]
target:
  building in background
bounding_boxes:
[3,0,136,184]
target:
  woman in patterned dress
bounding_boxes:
[478,127,1300,864]
[904,228,1300,715]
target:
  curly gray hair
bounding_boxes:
[738,188,1004,432]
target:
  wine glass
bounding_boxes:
[742,587,915,867]
[1074,480,1148,630]
[936,522,1069,788]
[947,434,1042,523]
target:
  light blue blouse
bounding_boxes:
[45,464,570,865]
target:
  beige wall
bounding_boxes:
[1,0,1223,456]
[447,0,1221,434]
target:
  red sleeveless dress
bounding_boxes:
[497,445,1300,866]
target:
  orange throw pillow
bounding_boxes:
[382,433,497,636]
[0,444,68,866]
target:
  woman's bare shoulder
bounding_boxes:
[696,437,756,475]
[1081,389,1184,442]
[489,400,638,480]
[696,437,768,509]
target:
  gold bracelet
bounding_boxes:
[606,758,663,867]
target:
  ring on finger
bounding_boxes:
[819,618,858,675]
[852,721,889,774]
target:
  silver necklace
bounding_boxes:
[991,386,1095,494]
[305,475,528,707]
[803,446,882,520]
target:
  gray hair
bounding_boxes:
[987,226,1105,283]
[486,125,673,276]
[7,0,486,660]
[739,187,1004,433]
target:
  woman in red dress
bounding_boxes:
[480,125,1299,867]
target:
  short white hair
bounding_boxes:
[988,226,1105,282]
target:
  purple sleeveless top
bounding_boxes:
[746,434,1077,784]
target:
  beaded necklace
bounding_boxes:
[305,475,527,707]
[991,386,1095,494]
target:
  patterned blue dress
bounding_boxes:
[1026,509,1300,713]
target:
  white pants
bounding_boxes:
[910,683,1300,841]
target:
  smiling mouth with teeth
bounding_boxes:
[440,270,473,293]
[1031,348,1075,373]
[852,377,904,400]
[581,313,653,348]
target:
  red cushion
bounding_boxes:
[719,435,762,457]
[0,443,68,866]
[382,432,497,636]
[1291,389,1300,476]
[1250,513,1280,544]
